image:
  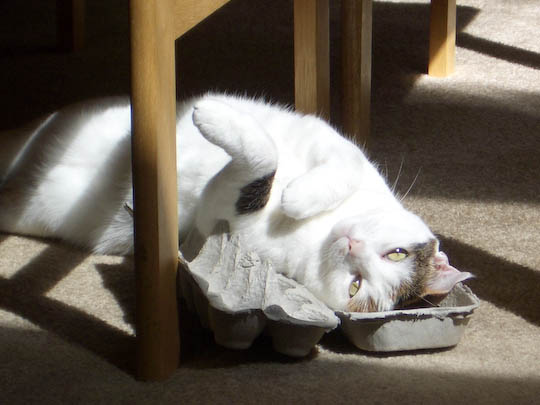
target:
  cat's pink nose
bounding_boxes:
[348,238,364,256]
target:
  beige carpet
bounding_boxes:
[1,0,539,403]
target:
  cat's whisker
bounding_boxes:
[416,294,440,308]
[391,158,404,193]
[399,168,421,202]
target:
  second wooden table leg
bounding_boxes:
[341,0,372,146]
[294,0,330,120]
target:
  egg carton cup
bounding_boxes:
[177,229,479,357]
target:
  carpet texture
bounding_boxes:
[1,0,539,403]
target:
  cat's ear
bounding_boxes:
[424,251,474,295]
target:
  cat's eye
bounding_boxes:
[386,248,409,262]
[349,277,361,297]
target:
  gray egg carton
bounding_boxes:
[178,230,339,357]
[177,229,479,357]
[337,283,479,352]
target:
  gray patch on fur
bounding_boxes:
[394,239,438,308]
[235,171,276,215]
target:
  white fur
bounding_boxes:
[0,94,437,311]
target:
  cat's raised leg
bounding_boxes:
[192,98,278,233]
[192,98,277,177]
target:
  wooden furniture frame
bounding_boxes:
[429,0,457,77]
[56,0,457,381]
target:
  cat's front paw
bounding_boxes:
[281,180,320,220]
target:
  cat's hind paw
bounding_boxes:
[192,98,236,149]
[192,97,278,175]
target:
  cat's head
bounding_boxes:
[317,208,473,312]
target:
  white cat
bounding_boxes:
[0,94,472,312]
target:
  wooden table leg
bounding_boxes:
[341,0,372,146]
[293,0,330,120]
[56,0,85,51]
[130,0,180,381]
[428,0,456,77]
